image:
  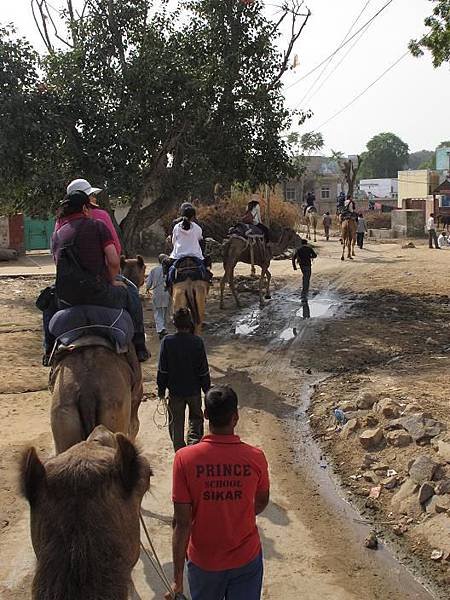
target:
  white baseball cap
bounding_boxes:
[67,178,102,196]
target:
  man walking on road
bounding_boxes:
[146,254,171,339]
[292,238,317,300]
[356,213,367,249]
[322,212,332,241]
[166,385,270,600]
[157,308,210,452]
[427,213,440,249]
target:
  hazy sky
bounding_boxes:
[1,0,449,155]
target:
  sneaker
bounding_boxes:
[158,330,167,340]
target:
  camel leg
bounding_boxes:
[259,267,266,307]
[265,268,272,300]
[313,223,317,242]
[219,272,227,309]
[352,236,356,256]
[228,266,240,308]
[348,237,352,259]
[341,234,345,261]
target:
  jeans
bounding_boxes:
[300,265,311,300]
[324,225,330,240]
[187,552,263,600]
[357,232,365,248]
[429,229,439,249]
[168,394,204,452]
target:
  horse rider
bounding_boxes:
[303,191,316,217]
[242,200,269,242]
[336,191,346,214]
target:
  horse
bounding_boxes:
[220,228,299,308]
[305,206,318,242]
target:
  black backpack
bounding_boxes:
[55,220,107,306]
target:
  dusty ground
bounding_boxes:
[1,236,449,599]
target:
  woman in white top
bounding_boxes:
[170,205,204,261]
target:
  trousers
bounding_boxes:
[357,232,365,248]
[153,305,169,333]
[187,552,263,600]
[168,394,204,452]
[428,229,439,249]
[300,265,311,300]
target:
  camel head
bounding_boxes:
[120,255,146,288]
[270,227,301,253]
[20,426,152,600]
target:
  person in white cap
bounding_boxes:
[54,178,122,255]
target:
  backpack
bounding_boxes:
[55,220,107,306]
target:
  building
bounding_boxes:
[436,146,450,173]
[283,156,342,212]
[397,169,440,209]
[359,178,398,199]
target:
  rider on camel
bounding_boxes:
[303,191,316,217]
[242,200,269,242]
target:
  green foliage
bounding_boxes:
[408,149,435,170]
[1,0,306,251]
[409,0,450,67]
[359,132,409,179]
[287,131,324,179]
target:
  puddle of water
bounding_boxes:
[279,327,297,341]
[235,323,258,335]
[234,311,260,336]
[295,297,336,319]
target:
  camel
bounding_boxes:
[20,426,152,600]
[120,255,146,288]
[50,346,143,453]
[172,264,210,336]
[305,207,318,242]
[220,228,299,309]
[340,218,357,260]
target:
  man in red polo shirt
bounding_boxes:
[166,385,270,600]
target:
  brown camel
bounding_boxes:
[305,207,318,242]
[120,254,146,287]
[340,218,357,260]
[50,346,143,453]
[172,270,209,336]
[20,426,152,600]
[220,228,299,308]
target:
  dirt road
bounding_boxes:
[1,238,449,599]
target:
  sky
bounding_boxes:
[1,0,449,156]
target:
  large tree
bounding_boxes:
[2,0,311,252]
[359,132,409,179]
[409,0,450,67]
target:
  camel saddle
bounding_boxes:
[229,223,265,243]
[49,305,134,355]
[167,256,208,287]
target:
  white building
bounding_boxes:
[359,178,398,199]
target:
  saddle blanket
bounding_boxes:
[49,305,134,352]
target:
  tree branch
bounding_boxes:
[269,1,311,90]
[30,0,54,52]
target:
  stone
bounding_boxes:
[363,471,380,484]
[357,391,378,410]
[433,497,450,514]
[386,430,412,448]
[392,413,444,443]
[391,479,419,511]
[341,418,360,439]
[403,403,422,414]
[359,428,384,450]
[381,476,399,490]
[435,479,450,495]
[437,440,450,463]
[372,463,389,474]
[376,398,400,419]
[363,414,379,428]
[364,531,378,549]
[339,400,358,412]
[398,496,423,518]
[415,514,450,554]
[418,482,434,505]
[409,455,438,484]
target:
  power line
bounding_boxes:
[299,0,372,107]
[313,49,410,131]
[284,0,395,91]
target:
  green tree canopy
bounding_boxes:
[409,0,450,67]
[359,132,409,179]
[0,0,311,251]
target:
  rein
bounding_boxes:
[139,512,187,599]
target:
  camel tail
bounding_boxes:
[78,389,98,440]
[185,281,200,325]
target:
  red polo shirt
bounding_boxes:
[172,434,269,571]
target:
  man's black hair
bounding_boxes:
[205,385,238,428]
[173,307,194,332]
[301,238,308,245]
[58,191,90,218]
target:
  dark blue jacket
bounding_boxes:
[157,332,211,397]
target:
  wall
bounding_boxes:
[360,178,398,198]
[436,147,450,172]
[391,210,425,238]
[0,214,25,254]
[397,170,440,208]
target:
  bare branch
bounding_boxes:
[44,2,73,48]
[269,1,311,90]
[31,0,54,52]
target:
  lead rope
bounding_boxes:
[140,513,188,599]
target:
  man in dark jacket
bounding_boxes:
[292,239,317,300]
[157,308,211,451]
